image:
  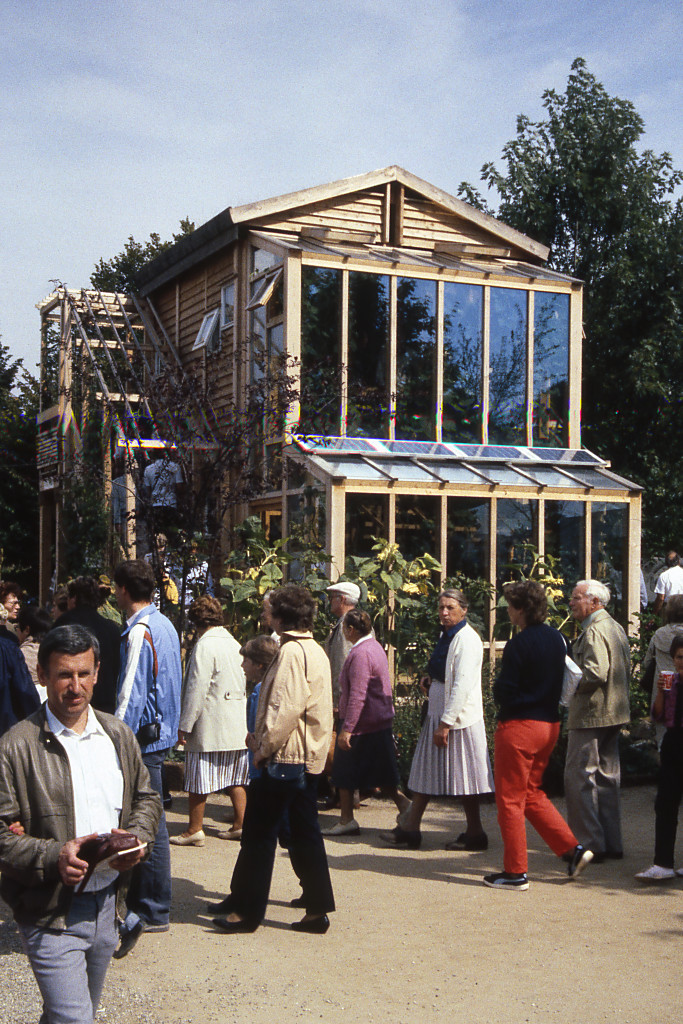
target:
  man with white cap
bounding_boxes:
[325,582,361,712]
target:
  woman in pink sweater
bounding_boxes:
[324,610,410,836]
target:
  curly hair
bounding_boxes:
[267,585,317,631]
[503,580,548,626]
[0,581,23,605]
[188,595,224,627]
[240,634,279,667]
[344,608,372,636]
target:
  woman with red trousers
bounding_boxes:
[484,580,592,891]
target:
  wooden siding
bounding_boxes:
[402,191,520,251]
[254,189,386,240]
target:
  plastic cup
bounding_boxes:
[661,671,674,691]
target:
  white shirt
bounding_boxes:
[654,564,683,599]
[46,705,124,891]
[143,459,182,507]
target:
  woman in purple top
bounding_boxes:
[635,634,683,881]
[325,610,410,836]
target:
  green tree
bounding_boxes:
[460,58,683,550]
[0,342,39,591]
[91,218,195,292]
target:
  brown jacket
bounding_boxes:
[567,608,631,729]
[0,707,161,928]
[255,631,333,774]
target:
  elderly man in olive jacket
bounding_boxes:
[564,580,631,860]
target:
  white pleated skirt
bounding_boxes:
[184,749,249,795]
[408,681,494,797]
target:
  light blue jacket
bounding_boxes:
[115,604,182,753]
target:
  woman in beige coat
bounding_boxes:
[171,596,248,846]
[210,585,335,935]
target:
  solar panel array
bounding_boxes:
[293,436,606,466]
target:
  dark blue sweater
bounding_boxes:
[493,623,567,723]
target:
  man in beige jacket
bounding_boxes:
[565,580,631,860]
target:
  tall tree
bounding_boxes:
[91,218,195,292]
[0,342,39,591]
[460,59,683,550]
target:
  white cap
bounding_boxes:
[326,581,361,603]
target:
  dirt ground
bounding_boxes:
[2,783,681,1024]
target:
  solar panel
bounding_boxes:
[527,448,604,465]
[386,440,454,456]
[453,444,521,460]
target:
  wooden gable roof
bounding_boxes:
[137,166,549,295]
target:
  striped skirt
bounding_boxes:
[184,749,249,795]
[408,681,494,797]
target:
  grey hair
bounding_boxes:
[576,579,610,607]
[439,588,468,609]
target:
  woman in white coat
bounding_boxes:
[380,588,493,850]
[171,596,249,845]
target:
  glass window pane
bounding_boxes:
[496,498,538,585]
[396,495,440,562]
[348,272,389,437]
[496,497,538,636]
[250,305,266,382]
[300,267,342,435]
[447,497,489,580]
[489,288,527,445]
[251,247,278,275]
[345,493,389,560]
[545,500,584,584]
[591,502,628,622]
[533,292,569,446]
[396,278,436,440]
[443,282,483,443]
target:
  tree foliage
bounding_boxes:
[90,218,195,293]
[0,343,39,590]
[460,58,683,551]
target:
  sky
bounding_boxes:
[2,0,682,373]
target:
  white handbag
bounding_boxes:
[560,655,582,707]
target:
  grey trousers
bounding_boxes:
[564,725,623,855]
[17,884,118,1024]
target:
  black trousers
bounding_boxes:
[654,729,683,868]
[230,771,335,923]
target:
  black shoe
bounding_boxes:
[378,826,422,850]
[113,921,143,959]
[289,895,306,908]
[206,896,235,915]
[291,914,330,934]
[483,871,529,891]
[213,916,259,934]
[445,831,488,851]
[567,844,594,878]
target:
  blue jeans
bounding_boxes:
[124,748,171,930]
[18,884,118,1024]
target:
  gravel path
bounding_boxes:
[2,784,680,1024]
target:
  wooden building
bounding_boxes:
[39,166,642,633]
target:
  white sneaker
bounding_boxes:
[324,819,360,836]
[634,864,676,881]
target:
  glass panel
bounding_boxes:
[533,292,569,446]
[345,493,389,560]
[443,282,483,443]
[447,497,489,580]
[251,247,278,275]
[544,500,584,584]
[496,497,538,637]
[221,281,235,328]
[249,303,266,383]
[488,287,527,445]
[396,277,436,440]
[591,502,628,622]
[267,276,284,319]
[395,495,440,562]
[348,272,389,437]
[300,267,342,435]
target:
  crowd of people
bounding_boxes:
[0,557,682,1023]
